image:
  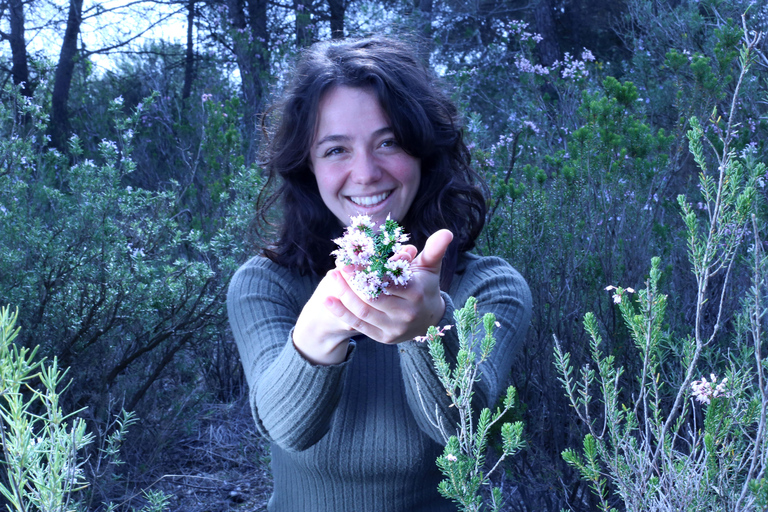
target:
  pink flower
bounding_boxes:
[606,285,635,304]
[350,214,376,232]
[414,325,452,343]
[331,230,375,266]
[331,215,413,300]
[523,120,540,135]
[691,374,729,405]
[385,259,412,287]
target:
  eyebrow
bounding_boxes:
[314,126,394,148]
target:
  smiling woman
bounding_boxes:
[310,86,421,228]
[227,37,532,512]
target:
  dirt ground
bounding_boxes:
[120,398,274,512]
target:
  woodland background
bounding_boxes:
[1,0,767,510]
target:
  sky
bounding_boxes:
[3,0,190,75]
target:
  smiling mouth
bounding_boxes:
[349,191,392,207]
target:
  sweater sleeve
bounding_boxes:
[227,257,354,452]
[398,255,532,445]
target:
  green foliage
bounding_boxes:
[0,306,166,512]
[554,24,768,511]
[425,297,524,511]
[4,0,768,509]
[0,305,94,512]
[0,76,262,488]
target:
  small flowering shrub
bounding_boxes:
[331,215,412,299]
[423,297,524,511]
[554,25,767,512]
[0,305,93,512]
[0,305,171,512]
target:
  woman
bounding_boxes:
[227,37,532,511]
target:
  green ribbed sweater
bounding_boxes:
[227,252,532,511]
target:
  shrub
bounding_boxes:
[554,24,767,512]
[424,297,525,511]
[0,78,262,502]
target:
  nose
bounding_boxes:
[349,150,382,184]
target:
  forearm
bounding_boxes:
[399,255,533,444]
[228,257,355,451]
[252,331,354,451]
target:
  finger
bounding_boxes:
[323,295,383,340]
[394,244,418,261]
[335,260,359,273]
[389,246,416,263]
[414,230,453,270]
[333,270,389,321]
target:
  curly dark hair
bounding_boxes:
[257,36,486,287]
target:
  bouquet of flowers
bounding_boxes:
[331,215,413,299]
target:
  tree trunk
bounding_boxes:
[328,0,344,39]
[51,0,84,150]
[182,0,196,102]
[227,0,269,164]
[417,0,432,38]
[534,0,560,66]
[294,0,313,47]
[9,0,31,97]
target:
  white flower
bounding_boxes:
[523,120,540,135]
[350,214,376,232]
[331,230,375,266]
[331,214,413,300]
[691,374,729,405]
[445,453,458,462]
[385,259,412,287]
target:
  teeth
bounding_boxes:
[350,191,390,206]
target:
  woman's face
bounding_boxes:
[310,86,421,228]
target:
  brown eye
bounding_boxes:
[324,147,345,157]
[380,139,397,148]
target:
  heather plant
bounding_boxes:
[464,21,675,342]
[331,215,412,299]
[449,7,768,505]
[554,22,766,511]
[422,297,525,511]
[470,67,677,509]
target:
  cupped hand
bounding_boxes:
[324,229,454,344]
[293,269,360,365]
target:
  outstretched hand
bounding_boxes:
[325,229,454,345]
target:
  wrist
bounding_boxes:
[293,322,351,366]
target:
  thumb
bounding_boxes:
[415,229,454,271]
